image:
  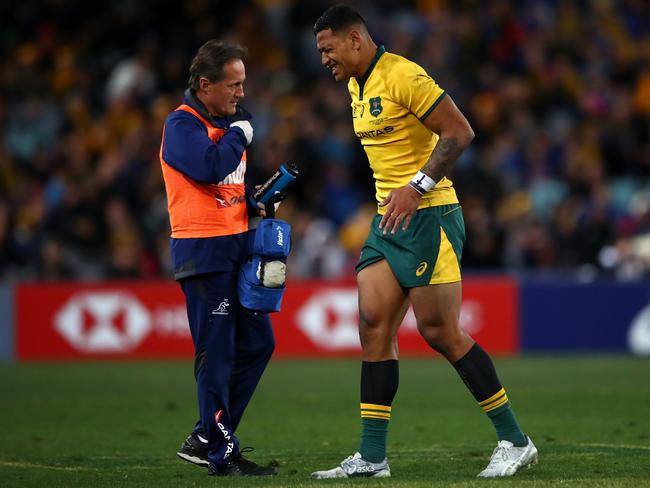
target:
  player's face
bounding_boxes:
[316,28,357,81]
[199,59,245,117]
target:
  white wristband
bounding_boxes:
[410,171,436,194]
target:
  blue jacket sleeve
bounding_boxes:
[161,111,248,183]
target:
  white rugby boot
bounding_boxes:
[477,436,538,477]
[311,452,391,479]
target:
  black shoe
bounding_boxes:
[208,447,277,476]
[177,432,209,467]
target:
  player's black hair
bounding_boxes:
[313,4,368,35]
[188,40,247,90]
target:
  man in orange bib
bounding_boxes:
[159,40,275,476]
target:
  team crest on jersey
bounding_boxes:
[369,97,383,117]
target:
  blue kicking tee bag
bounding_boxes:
[238,218,291,312]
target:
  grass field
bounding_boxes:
[0,357,649,487]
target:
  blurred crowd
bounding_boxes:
[1,0,649,281]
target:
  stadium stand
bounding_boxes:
[0,0,648,280]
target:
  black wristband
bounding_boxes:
[408,181,425,195]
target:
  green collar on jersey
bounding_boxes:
[357,45,386,100]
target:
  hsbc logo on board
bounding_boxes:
[295,288,483,350]
[296,289,360,350]
[55,292,152,353]
[628,303,650,356]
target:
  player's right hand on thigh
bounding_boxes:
[378,185,421,234]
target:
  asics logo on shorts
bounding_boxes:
[416,262,428,276]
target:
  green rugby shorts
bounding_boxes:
[356,204,465,288]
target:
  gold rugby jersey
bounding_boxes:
[348,45,458,214]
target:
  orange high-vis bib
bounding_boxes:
[160,104,248,238]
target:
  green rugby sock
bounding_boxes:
[359,415,389,462]
[453,343,527,447]
[358,360,398,462]
[478,388,527,446]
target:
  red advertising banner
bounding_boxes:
[16,282,192,360]
[15,277,518,360]
[274,277,518,357]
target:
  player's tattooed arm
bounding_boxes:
[379,94,474,234]
[420,95,474,181]
[420,137,463,182]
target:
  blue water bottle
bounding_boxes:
[252,162,299,205]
